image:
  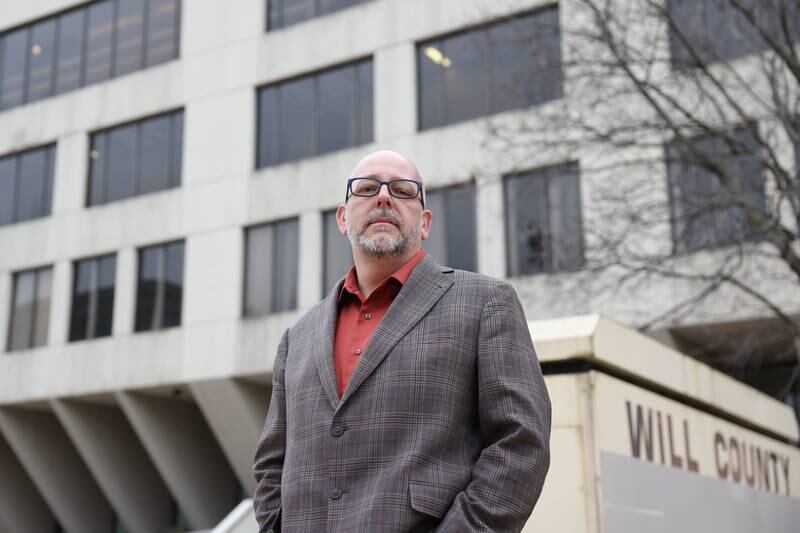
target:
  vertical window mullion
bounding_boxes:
[27,270,40,349]
[141,0,151,70]
[78,6,88,88]
[21,28,32,105]
[313,75,320,155]
[272,88,280,163]
[134,122,142,195]
[110,0,120,77]
[86,259,99,339]
[12,155,20,223]
[153,246,166,329]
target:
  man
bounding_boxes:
[253,150,551,532]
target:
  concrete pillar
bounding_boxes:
[476,172,506,278]
[117,391,240,530]
[48,259,71,346]
[0,407,113,533]
[51,399,173,533]
[51,132,88,216]
[298,211,322,308]
[0,432,57,533]
[191,378,270,493]
[113,246,136,336]
[375,42,417,141]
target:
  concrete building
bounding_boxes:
[1,0,798,532]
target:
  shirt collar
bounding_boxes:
[338,249,427,303]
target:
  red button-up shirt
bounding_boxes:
[334,249,426,397]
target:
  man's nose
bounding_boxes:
[374,183,394,206]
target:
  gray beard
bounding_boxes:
[348,210,422,258]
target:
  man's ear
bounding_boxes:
[420,209,433,240]
[336,204,348,235]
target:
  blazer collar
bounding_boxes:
[314,254,454,410]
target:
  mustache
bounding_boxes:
[362,208,402,229]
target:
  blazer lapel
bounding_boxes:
[314,283,342,410]
[338,256,454,407]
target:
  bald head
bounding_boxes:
[350,150,422,182]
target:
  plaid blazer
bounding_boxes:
[253,255,551,532]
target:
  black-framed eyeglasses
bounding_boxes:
[345,177,425,207]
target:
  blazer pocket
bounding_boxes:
[408,481,457,519]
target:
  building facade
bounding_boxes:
[1,0,798,532]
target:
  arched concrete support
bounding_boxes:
[190,378,270,493]
[116,391,240,530]
[0,407,113,533]
[0,432,57,533]
[51,399,174,533]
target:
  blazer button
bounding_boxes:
[331,423,344,437]
[330,488,343,500]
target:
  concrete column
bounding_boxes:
[51,399,173,533]
[375,42,417,142]
[117,391,240,530]
[183,228,242,325]
[191,378,270,493]
[113,246,136,336]
[298,211,322,308]
[51,132,88,216]
[48,259,71,346]
[476,173,506,278]
[0,433,56,533]
[0,407,113,533]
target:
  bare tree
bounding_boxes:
[484,0,800,415]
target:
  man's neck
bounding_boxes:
[352,248,421,298]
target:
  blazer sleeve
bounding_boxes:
[437,282,552,533]
[253,329,289,533]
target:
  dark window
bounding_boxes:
[69,254,116,341]
[268,0,371,30]
[55,10,86,94]
[668,0,800,70]
[135,241,184,332]
[0,0,180,112]
[418,6,563,130]
[666,126,767,254]
[88,110,183,206]
[256,59,373,167]
[424,183,478,271]
[0,144,55,226]
[322,209,352,295]
[146,0,180,66]
[0,28,30,110]
[504,163,584,276]
[7,266,52,351]
[114,0,146,76]
[84,0,114,84]
[245,219,299,315]
[27,20,56,102]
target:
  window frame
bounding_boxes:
[243,217,300,316]
[255,57,373,168]
[266,0,374,31]
[69,252,117,342]
[0,0,181,112]
[503,161,585,277]
[0,142,56,227]
[423,181,478,272]
[416,4,564,131]
[665,126,768,255]
[134,240,185,333]
[6,265,53,352]
[86,108,184,206]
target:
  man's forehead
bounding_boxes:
[350,151,421,180]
